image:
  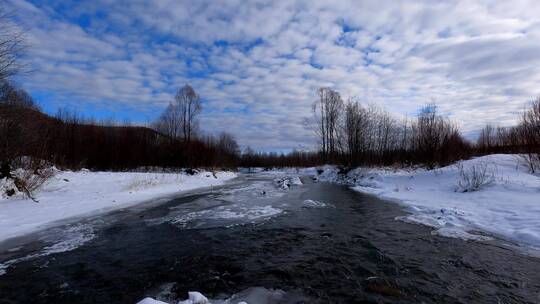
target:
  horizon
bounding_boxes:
[7,0,540,151]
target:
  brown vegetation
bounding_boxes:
[309,89,471,168]
[475,97,540,172]
[0,87,239,172]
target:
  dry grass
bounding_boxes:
[1,158,56,202]
[455,161,495,193]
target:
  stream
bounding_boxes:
[0,173,539,303]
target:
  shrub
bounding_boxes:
[1,158,55,201]
[126,174,169,191]
[519,98,540,173]
[521,153,540,174]
[455,161,495,192]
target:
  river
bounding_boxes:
[0,173,539,303]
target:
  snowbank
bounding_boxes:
[273,176,302,190]
[0,170,237,242]
[317,155,540,250]
[137,298,168,304]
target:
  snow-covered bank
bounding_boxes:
[317,154,540,250]
[0,170,237,242]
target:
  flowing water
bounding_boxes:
[1,174,539,303]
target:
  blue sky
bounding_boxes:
[7,0,540,151]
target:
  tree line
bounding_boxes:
[476,97,540,172]
[2,78,539,172]
[247,87,538,170]
[239,148,321,168]
[309,87,470,169]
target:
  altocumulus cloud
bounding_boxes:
[7,0,540,151]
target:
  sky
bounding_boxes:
[7,0,540,151]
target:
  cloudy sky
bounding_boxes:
[7,0,540,151]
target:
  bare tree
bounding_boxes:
[343,99,375,165]
[307,87,470,167]
[154,102,181,139]
[0,80,37,109]
[154,84,202,143]
[0,5,26,82]
[342,100,406,166]
[0,84,38,181]
[520,97,540,172]
[176,84,202,143]
[217,132,239,156]
[343,100,362,165]
[477,124,494,152]
[411,104,455,168]
[312,87,343,161]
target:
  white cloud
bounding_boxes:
[7,0,540,150]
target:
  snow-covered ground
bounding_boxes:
[316,154,540,251]
[0,170,237,242]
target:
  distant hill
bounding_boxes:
[0,104,221,170]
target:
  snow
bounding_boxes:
[147,179,292,229]
[169,205,282,228]
[137,298,168,304]
[0,170,237,243]
[316,154,540,250]
[0,222,97,275]
[178,292,210,304]
[302,199,332,208]
[137,287,305,304]
[273,176,302,190]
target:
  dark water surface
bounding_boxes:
[1,174,539,303]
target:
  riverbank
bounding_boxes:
[0,169,237,242]
[316,154,540,251]
[2,170,540,303]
